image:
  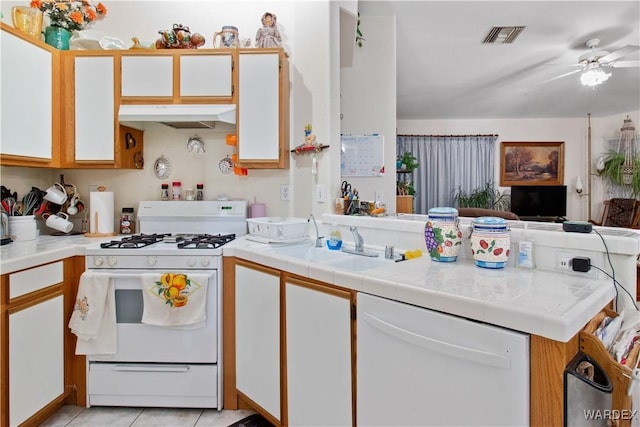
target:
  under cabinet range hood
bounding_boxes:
[118,104,236,129]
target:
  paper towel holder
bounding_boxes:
[84,186,118,237]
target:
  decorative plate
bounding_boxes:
[154,155,172,179]
[219,155,233,174]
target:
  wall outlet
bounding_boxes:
[555,251,597,277]
[280,184,290,201]
[375,191,383,203]
[316,184,326,203]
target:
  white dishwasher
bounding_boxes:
[357,293,529,427]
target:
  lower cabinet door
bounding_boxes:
[235,264,281,420]
[9,296,64,426]
[285,280,353,427]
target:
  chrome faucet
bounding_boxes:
[350,226,364,252]
[308,214,324,247]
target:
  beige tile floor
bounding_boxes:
[39,405,257,427]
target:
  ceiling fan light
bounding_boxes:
[580,68,611,86]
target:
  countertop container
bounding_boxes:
[470,216,510,269]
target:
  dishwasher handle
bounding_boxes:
[113,364,190,373]
[362,311,511,369]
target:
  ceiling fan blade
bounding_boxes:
[610,60,640,68]
[537,68,582,85]
[599,45,640,64]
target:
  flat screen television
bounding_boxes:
[510,185,567,218]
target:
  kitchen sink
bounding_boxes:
[267,241,391,271]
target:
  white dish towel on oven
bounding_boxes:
[68,271,116,355]
[141,273,208,327]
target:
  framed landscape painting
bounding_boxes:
[500,141,564,186]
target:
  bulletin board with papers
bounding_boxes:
[340,134,385,177]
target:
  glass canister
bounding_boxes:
[425,207,462,262]
[469,216,511,269]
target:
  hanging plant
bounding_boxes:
[600,150,640,197]
[355,12,365,47]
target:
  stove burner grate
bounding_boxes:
[177,233,236,249]
[100,233,170,249]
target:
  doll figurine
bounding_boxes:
[255,12,282,48]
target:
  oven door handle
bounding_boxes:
[113,364,190,373]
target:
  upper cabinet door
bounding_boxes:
[0,27,54,163]
[121,55,173,98]
[75,56,115,162]
[237,50,289,169]
[180,54,233,98]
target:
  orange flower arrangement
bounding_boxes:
[30,0,107,31]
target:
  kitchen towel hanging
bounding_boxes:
[140,273,209,327]
[89,189,115,235]
[69,271,117,355]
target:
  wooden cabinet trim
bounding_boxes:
[7,286,63,314]
[284,275,351,299]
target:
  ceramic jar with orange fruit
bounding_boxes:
[469,216,510,269]
[425,207,462,262]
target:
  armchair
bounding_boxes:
[589,198,640,229]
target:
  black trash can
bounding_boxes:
[564,352,612,426]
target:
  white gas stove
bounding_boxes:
[84,200,247,409]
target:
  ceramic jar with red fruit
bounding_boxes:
[469,216,511,269]
[425,207,462,262]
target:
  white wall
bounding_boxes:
[398,110,640,220]
[340,15,397,211]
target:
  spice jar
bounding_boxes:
[172,181,182,200]
[161,183,170,201]
[120,207,135,234]
[196,183,204,201]
[425,207,462,262]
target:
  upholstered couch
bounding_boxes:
[457,208,520,220]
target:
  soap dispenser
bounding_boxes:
[327,222,342,250]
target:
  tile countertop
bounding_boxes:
[0,235,114,274]
[225,237,616,343]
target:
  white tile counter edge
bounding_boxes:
[224,237,616,343]
[0,235,114,274]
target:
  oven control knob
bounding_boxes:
[147,256,157,266]
[200,258,210,267]
[107,256,117,266]
[93,257,104,266]
[188,258,197,267]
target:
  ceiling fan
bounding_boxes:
[543,38,640,86]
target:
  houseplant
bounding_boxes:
[453,182,510,211]
[396,151,418,213]
[599,150,640,198]
[30,0,107,50]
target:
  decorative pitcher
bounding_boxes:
[213,26,239,48]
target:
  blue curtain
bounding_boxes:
[397,135,497,214]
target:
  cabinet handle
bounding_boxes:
[113,364,190,373]
[362,312,511,369]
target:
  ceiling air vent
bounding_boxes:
[482,26,525,44]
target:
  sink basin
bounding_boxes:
[325,255,389,272]
[267,241,391,271]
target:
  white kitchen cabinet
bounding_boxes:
[237,49,289,169]
[180,54,233,97]
[121,52,233,100]
[74,55,115,162]
[235,262,281,421]
[121,55,173,98]
[0,24,58,166]
[285,279,353,427]
[6,261,65,426]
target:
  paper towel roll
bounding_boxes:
[90,191,114,234]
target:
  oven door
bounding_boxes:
[87,269,218,363]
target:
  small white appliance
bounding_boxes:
[83,200,247,409]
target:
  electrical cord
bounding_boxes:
[592,229,619,311]
[590,264,640,311]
